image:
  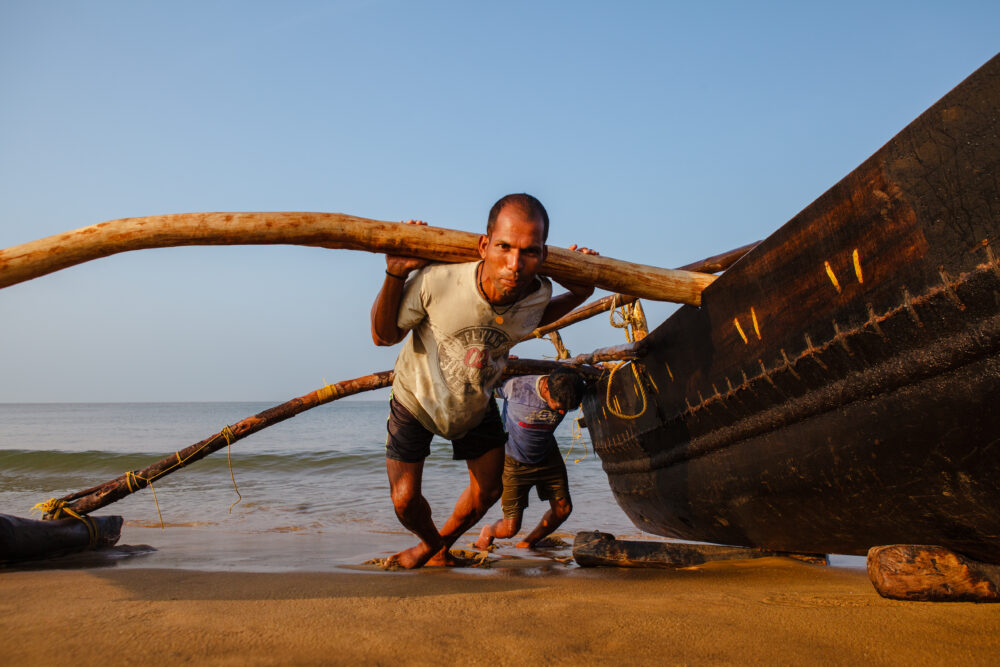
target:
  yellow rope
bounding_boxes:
[147,478,165,529]
[31,499,100,548]
[104,423,244,528]
[605,297,650,419]
[222,425,243,513]
[563,416,589,463]
[317,381,341,402]
[35,417,249,530]
[605,361,648,419]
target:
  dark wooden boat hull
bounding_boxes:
[583,54,1000,563]
[0,513,123,562]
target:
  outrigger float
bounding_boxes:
[3,54,999,600]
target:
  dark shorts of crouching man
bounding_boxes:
[500,449,570,519]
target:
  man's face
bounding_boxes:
[478,205,546,304]
[544,395,567,415]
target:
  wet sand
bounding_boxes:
[3,556,1000,665]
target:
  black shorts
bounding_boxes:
[385,396,506,463]
[500,449,571,519]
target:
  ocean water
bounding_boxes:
[0,401,644,570]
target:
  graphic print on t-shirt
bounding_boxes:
[438,326,512,396]
[519,408,561,429]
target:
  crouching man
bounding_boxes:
[475,368,586,549]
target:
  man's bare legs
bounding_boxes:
[385,458,445,569]
[474,514,522,550]
[475,496,573,549]
[425,445,505,565]
[517,497,572,548]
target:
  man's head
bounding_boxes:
[487,194,549,242]
[544,368,587,414]
[478,193,549,305]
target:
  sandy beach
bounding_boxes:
[3,555,1000,665]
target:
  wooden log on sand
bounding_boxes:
[573,531,827,568]
[0,212,716,305]
[867,545,1000,602]
[0,513,123,562]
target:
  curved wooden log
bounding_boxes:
[505,357,603,379]
[0,513,123,562]
[676,239,759,274]
[53,370,395,517]
[48,358,597,518]
[0,212,716,305]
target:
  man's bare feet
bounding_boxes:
[386,540,442,569]
[515,540,532,549]
[474,527,494,550]
[425,546,475,567]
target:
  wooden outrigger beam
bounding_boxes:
[0,212,717,305]
[528,240,759,340]
[46,371,395,518]
[46,360,602,519]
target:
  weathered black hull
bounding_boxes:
[583,54,1000,562]
[0,513,123,562]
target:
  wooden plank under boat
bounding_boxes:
[582,53,1000,563]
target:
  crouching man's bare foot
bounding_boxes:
[515,540,533,549]
[385,539,443,570]
[473,526,495,551]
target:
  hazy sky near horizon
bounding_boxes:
[2,1,998,402]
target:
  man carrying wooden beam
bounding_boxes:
[370,193,597,569]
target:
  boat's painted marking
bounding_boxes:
[751,307,762,340]
[664,362,674,381]
[939,269,966,310]
[646,372,659,393]
[853,248,863,284]
[596,263,1000,460]
[825,261,842,293]
[733,317,748,344]
[901,290,923,328]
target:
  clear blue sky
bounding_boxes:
[1,1,997,402]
